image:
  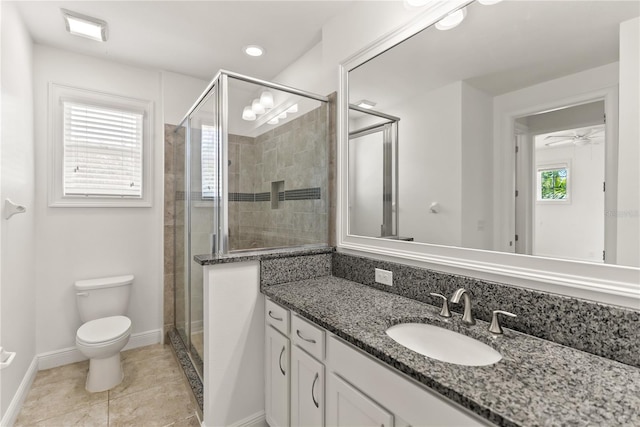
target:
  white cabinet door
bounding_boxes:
[266,325,290,427]
[291,346,324,427]
[327,373,394,427]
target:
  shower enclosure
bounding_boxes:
[172,71,330,381]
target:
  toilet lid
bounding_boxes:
[77,315,131,344]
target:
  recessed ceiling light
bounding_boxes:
[61,9,108,42]
[355,100,377,109]
[435,8,467,31]
[244,45,265,57]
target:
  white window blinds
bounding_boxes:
[63,101,143,198]
[201,124,218,199]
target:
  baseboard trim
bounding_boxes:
[38,329,162,370]
[227,411,267,427]
[0,356,38,427]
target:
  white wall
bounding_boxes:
[534,143,605,263]
[0,2,37,421]
[461,82,493,250]
[33,45,164,355]
[161,70,209,126]
[617,17,640,267]
[392,82,462,245]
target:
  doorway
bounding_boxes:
[515,100,609,263]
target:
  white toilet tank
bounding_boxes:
[75,275,134,323]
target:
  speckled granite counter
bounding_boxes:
[194,246,333,265]
[262,276,640,427]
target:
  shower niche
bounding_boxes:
[172,71,331,382]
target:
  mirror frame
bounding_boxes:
[337,0,639,308]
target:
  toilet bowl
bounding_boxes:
[76,316,131,392]
[75,275,133,392]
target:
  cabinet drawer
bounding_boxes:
[292,314,325,360]
[266,299,290,335]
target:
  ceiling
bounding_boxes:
[13,0,355,82]
[349,0,640,110]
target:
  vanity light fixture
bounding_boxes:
[435,8,467,31]
[259,91,274,109]
[61,9,108,42]
[267,118,279,125]
[251,99,266,115]
[478,0,503,5]
[244,45,265,57]
[242,106,256,121]
[286,104,298,113]
[277,112,287,120]
[355,100,377,109]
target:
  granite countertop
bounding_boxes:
[262,276,640,427]
[194,246,333,266]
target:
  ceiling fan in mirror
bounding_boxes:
[544,126,605,147]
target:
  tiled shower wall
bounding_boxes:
[228,103,329,250]
[164,124,184,334]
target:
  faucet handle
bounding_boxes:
[429,293,451,318]
[489,310,517,335]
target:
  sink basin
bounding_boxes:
[386,323,502,366]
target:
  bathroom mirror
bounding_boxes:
[346,0,639,268]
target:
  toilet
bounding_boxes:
[75,275,133,392]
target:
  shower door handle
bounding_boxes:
[278,346,286,376]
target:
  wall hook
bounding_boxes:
[4,199,27,220]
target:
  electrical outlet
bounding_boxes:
[375,268,393,286]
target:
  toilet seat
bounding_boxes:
[77,315,131,346]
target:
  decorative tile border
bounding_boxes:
[332,252,640,367]
[167,329,203,411]
[177,187,321,202]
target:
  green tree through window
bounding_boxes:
[540,168,567,200]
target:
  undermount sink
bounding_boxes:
[386,323,502,366]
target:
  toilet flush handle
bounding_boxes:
[76,292,89,297]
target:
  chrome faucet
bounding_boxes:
[450,288,475,325]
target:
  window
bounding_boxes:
[63,102,142,198]
[201,124,218,199]
[49,83,152,207]
[537,163,570,202]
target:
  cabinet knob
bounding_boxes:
[489,310,517,334]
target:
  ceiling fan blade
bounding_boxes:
[545,138,574,146]
[544,134,577,139]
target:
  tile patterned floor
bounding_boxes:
[15,344,199,427]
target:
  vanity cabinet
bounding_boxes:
[291,345,325,426]
[264,297,489,427]
[326,373,394,427]
[266,325,290,427]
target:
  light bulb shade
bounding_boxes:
[435,7,467,31]
[286,104,298,113]
[267,118,279,125]
[259,91,274,109]
[242,106,256,121]
[277,112,287,119]
[478,0,503,5]
[251,99,265,115]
